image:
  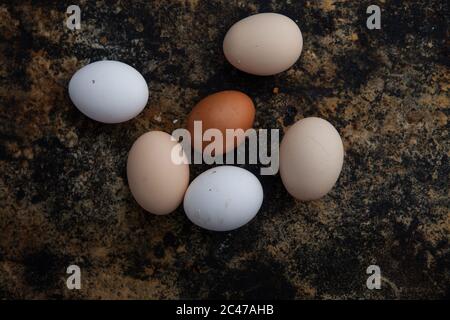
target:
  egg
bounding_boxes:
[69,60,149,123]
[184,166,263,231]
[127,131,189,215]
[223,13,303,76]
[280,117,344,201]
[186,90,255,155]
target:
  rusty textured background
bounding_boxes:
[0,0,449,299]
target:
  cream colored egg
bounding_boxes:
[223,13,303,76]
[280,117,344,201]
[127,131,190,215]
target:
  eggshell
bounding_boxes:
[183,166,263,231]
[69,60,149,123]
[186,90,255,155]
[223,13,303,76]
[280,117,344,201]
[127,131,189,215]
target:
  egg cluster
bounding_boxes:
[68,13,344,232]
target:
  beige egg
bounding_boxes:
[280,117,344,201]
[223,13,303,76]
[127,131,189,215]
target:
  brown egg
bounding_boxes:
[186,90,255,155]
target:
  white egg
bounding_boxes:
[183,166,263,231]
[68,60,149,123]
[223,13,303,76]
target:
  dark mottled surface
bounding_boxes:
[0,0,449,299]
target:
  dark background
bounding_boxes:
[0,0,448,299]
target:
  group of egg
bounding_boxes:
[68,13,344,232]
